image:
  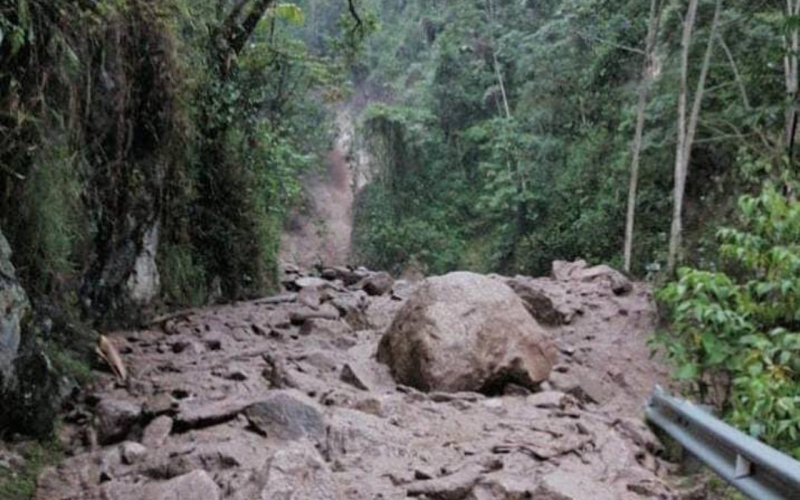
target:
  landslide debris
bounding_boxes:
[36,262,679,500]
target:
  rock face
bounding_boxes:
[0,228,28,384]
[125,223,162,307]
[377,272,557,393]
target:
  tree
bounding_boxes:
[785,0,800,159]
[623,0,663,273]
[667,0,722,273]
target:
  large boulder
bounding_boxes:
[0,229,28,385]
[377,272,557,393]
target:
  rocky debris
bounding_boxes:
[120,441,147,465]
[236,441,340,500]
[527,391,570,409]
[108,470,221,500]
[142,415,173,448]
[378,272,558,393]
[506,279,564,326]
[95,398,142,444]
[37,261,679,500]
[0,228,29,384]
[552,259,632,296]
[243,391,325,442]
[357,271,394,296]
[340,362,371,391]
[289,303,340,324]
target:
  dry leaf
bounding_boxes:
[97,335,127,382]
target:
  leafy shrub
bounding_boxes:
[656,185,800,457]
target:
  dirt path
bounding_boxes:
[280,111,361,268]
[35,262,688,500]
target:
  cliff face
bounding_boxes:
[0,2,186,437]
[0,228,29,386]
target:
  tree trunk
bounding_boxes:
[623,0,662,273]
[784,0,800,160]
[667,0,722,273]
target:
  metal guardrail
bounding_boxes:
[646,386,800,500]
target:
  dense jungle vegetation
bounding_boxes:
[0,0,799,485]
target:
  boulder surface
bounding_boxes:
[377,272,557,393]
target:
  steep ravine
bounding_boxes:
[280,110,371,269]
[31,261,699,500]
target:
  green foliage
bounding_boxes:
[158,243,208,308]
[0,438,63,500]
[656,185,800,457]
[352,103,467,274]
[16,141,85,294]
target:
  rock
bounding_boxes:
[295,277,331,290]
[299,318,352,337]
[506,279,562,326]
[340,363,370,391]
[407,466,482,499]
[330,292,370,330]
[120,441,147,465]
[95,398,142,444]
[343,268,370,287]
[113,470,221,500]
[408,460,503,500]
[289,304,340,325]
[320,268,341,281]
[125,223,161,307]
[0,228,29,384]
[243,441,340,500]
[262,354,299,389]
[468,474,533,500]
[527,391,568,409]
[297,286,322,309]
[243,391,325,442]
[282,262,301,274]
[535,471,615,500]
[142,415,173,448]
[552,260,589,281]
[0,448,26,470]
[578,265,633,295]
[377,272,557,393]
[358,271,394,296]
[176,397,256,429]
[574,374,611,405]
[552,260,632,296]
[321,266,360,284]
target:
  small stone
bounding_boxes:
[340,363,370,391]
[120,442,147,465]
[503,383,532,396]
[142,415,173,448]
[358,272,394,296]
[527,391,567,409]
[95,398,142,444]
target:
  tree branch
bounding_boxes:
[348,0,363,32]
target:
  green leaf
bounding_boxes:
[268,3,305,25]
[676,363,699,380]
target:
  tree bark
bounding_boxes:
[667,0,722,273]
[623,0,662,273]
[784,0,800,160]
